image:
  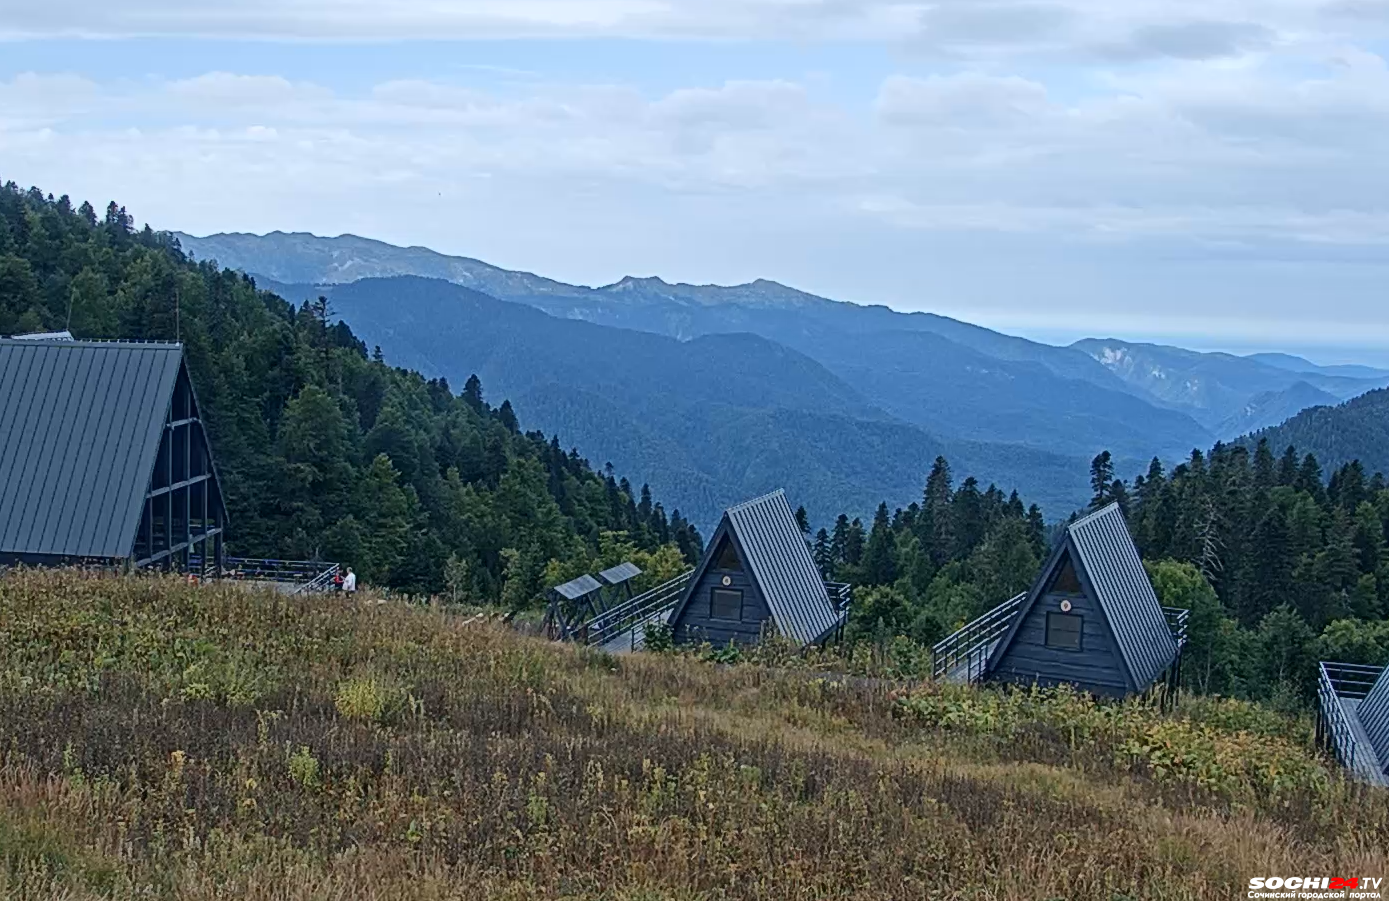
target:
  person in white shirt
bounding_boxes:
[342,568,357,593]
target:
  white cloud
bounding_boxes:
[4,33,1389,348]
[0,0,1381,51]
[5,53,1389,240]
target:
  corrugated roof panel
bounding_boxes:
[598,561,642,585]
[27,346,97,551]
[725,489,840,647]
[49,346,120,556]
[0,344,62,550]
[88,351,178,558]
[1359,665,1389,773]
[0,339,185,560]
[1067,504,1178,691]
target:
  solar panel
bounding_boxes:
[553,574,603,600]
[597,561,642,585]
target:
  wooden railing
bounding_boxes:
[931,593,1026,683]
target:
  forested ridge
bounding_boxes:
[0,182,702,599]
[1243,386,1389,479]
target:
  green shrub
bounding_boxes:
[287,746,321,790]
[334,676,402,723]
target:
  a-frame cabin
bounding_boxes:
[668,489,846,648]
[984,503,1180,698]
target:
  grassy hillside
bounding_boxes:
[2,571,1386,899]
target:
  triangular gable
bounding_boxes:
[668,513,747,629]
[986,504,1177,693]
[182,357,231,533]
[669,490,842,647]
[129,356,231,553]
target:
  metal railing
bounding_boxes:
[583,570,694,650]
[1162,606,1190,649]
[826,580,853,612]
[931,592,1026,683]
[1318,660,1384,774]
[294,564,346,595]
[199,556,343,593]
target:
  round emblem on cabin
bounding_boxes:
[722,575,732,586]
[1060,599,1073,612]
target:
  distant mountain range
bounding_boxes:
[175,230,1389,523]
[1068,338,1383,435]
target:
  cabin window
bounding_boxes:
[710,587,743,621]
[1048,556,1083,594]
[713,538,743,571]
[1045,612,1083,651]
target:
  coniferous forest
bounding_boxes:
[0,183,702,600]
[819,445,1389,707]
[4,182,1389,708]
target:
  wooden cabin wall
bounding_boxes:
[989,586,1132,697]
[673,562,775,647]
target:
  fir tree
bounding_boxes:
[1089,451,1115,509]
[860,503,898,586]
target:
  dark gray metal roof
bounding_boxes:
[0,339,184,560]
[1066,503,1178,691]
[553,573,603,601]
[720,489,840,646]
[598,561,642,585]
[1359,665,1389,772]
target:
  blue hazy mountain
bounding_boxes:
[1071,338,1389,433]
[1245,352,1389,382]
[309,276,1090,522]
[177,230,1386,518]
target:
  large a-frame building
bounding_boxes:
[0,337,228,572]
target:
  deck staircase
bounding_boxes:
[1317,661,1389,787]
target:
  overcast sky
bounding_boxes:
[3,1,1389,363]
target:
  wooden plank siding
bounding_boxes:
[673,561,775,646]
[989,586,1132,697]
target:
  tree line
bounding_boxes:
[815,444,1389,707]
[0,183,702,601]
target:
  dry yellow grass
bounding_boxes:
[0,569,1385,900]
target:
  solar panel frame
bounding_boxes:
[597,561,642,585]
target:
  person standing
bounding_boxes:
[333,567,345,592]
[343,567,357,594]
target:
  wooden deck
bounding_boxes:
[598,608,672,655]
